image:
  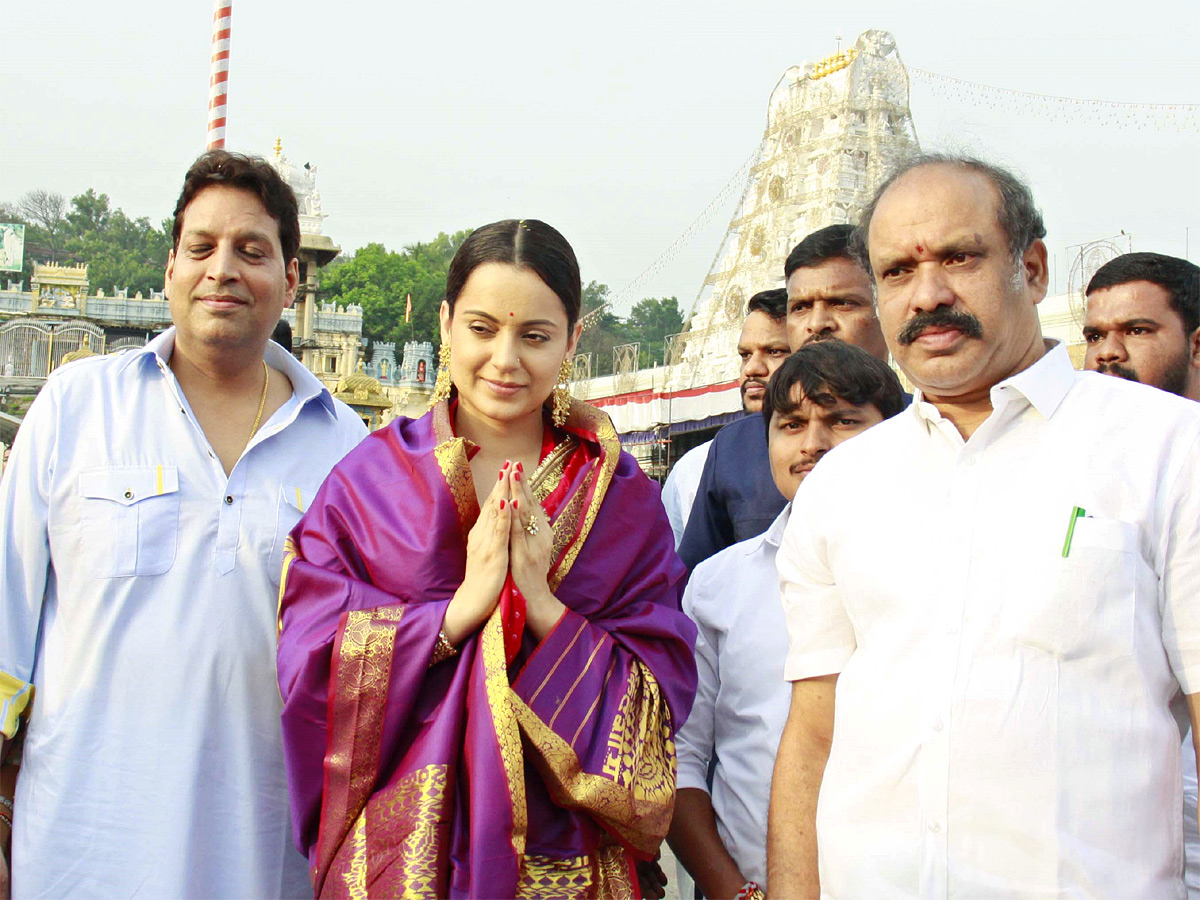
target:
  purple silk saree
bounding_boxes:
[277,399,697,899]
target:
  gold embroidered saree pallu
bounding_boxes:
[277,400,697,898]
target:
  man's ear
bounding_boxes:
[1189,325,1200,367]
[283,258,299,309]
[1023,239,1050,304]
[164,249,176,292]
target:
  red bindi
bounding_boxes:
[916,244,924,253]
[509,312,514,317]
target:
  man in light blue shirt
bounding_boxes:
[668,341,903,898]
[0,151,366,899]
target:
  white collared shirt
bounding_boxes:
[676,505,791,888]
[662,440,712,549]
[778,342,1200,900]
[0,330,366,899]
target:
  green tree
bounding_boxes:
[0,189,171,295]
[575,281,628,377]
[63,190,172,297]
[623,296,684,368]
[321,230,472,352]
[574,287,686,375]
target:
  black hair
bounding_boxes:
[746,288,787,321]
[271,318,293,353]
[1086,252,1200,335]
[444,219,581,329]
[850,153,1046,275]
[784,224,857,280]
[762,340,905,427]
[172,150,300,262]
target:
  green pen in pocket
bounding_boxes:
[1062,506,1087,558]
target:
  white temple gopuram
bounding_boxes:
[580,30,922,467]
[678,29,920,387]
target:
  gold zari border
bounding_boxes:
[335,763,448,900]
[531,437,577,503]
[319,606,405,893]
[549,400,622,591]
[510,660,677,855]
[482,606,528,856]
[516,854,594,900]
[433,437,480,545]
[514,844,635,900]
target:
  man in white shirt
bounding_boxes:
[0,151,367,899]
[1084,252,1200,402]
[668,340,903,899]
[769,154,1200,899]
[661,440,712,550]
[1084,250,1200,899]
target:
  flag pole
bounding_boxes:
[206,2,232,149]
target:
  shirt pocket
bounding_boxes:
[77,466,181,578]
[269,484,317,585]
[1009,517,1139,661]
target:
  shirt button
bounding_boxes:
[124,489,134,500]
[224,495,234,505]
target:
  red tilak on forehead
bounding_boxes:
[509,312,514,317]
[916,244,924,253]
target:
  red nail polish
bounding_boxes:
[513,498,519,509]
[516,461,524,473]
[498,470,504,482]
[514,471,521,482]
[499,499,506,510]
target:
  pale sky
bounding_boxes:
[3,0,1197,315]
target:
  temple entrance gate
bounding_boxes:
[49,323,107,370]
[0,321,54,377]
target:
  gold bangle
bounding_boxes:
[428,629,459,667]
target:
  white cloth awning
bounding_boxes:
[589,380,741,433]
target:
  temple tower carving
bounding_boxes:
[672,30,920,388]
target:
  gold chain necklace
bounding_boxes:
[248,360,269,441]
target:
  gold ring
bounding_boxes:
[524,518,540,536]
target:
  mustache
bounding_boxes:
[802,332,838,346]
[741,378,767,396]
[1095,362,1140,383]
[896,308,984,346]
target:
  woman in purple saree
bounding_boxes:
[277,220,697,899]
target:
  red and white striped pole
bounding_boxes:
[206,2,232,149]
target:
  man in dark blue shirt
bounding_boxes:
[679,224,893,569]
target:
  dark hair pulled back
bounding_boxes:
[444,220,582,329]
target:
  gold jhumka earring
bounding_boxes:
[551,357,572,427]
[429,343,453,407]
